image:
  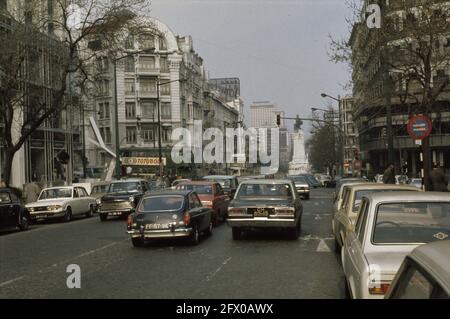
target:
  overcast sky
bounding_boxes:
[149,0,351,133]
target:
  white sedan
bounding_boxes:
[26,186,96,222]
[342,191,450,299]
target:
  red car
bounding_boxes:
[175,181,230,225]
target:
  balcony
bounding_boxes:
[361,134,450,152]
[137,67,160,76]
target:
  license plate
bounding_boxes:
[253,209,269,217]
[109,212,122,216]
[145,224,169,230]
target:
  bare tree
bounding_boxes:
[329,0,450,189]
[0,0,150,186]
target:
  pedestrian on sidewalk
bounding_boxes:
[23,173,41,204]
[382,163,395,184]
[429,163,448,192]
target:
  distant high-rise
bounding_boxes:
[250,101,284,128]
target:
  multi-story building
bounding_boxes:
[349,0,450,177]
[250,101,290,174]
[0,1,83,188]
[86,18,241,178]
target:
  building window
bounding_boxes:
[160,57,169,73]
[161,103,171,119]
[104,102,110,119]
[125,35,134,49]
[97,79,110,95]
[159,36,167,50]
[141,125,154,142]
[125,79,135,95]
[105,127,111,144]
[126,126,137,144]
[124,56,135,72]
[162,128,171,142]
[125,102,136,119]
[139,56,156,71]
[160,81,171,96]
[140,78,156,94]
[141,101,156,118]
[139,33,154,50]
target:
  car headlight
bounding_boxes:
[96,198,102,205]
[28,207,35,212]
[129,196,135,207]
[47,205,62,211]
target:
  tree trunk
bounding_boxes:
[3,148,15,187]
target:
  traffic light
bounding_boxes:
[276,114,281,127]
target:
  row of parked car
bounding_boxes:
[332,177,450,299]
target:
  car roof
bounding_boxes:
[345,183,419,191]
[110,179,146,183]
[178,181,217,186]
[409,241,450,293]
[203,175,235,180]
[144,189,192,196]
[364,191,450,203]
[42,186,74,190]
[238,179,293,185]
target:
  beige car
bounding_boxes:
[342,192,450,299]
[333,183,420,252]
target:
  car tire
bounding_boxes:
[62,208,72,222]
[232,227,243,240]
[18,213,30,231]
[334,237,341,254]
[205,220,213,237]
[131,237,144,247]
[189,225,200,245]
[344,278,352,299]
[86,206,94,218]
[287,222,300,240]
[99,213,108,222]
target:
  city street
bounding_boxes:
[0,188,344,299]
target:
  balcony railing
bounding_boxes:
[361,134,450,151]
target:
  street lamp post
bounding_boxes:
[320,93,344,176]
[113,49,153,179]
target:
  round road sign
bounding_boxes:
[407,115,432,140]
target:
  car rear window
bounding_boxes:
[236,183,293,199]
[177,184,213,195]
[139,195,184,212]
[373,202,450,244]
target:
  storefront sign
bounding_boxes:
[121,157,166,166]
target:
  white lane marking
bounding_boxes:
[205,257,232,282]
[300,235,334,241]
[316,239,332,253]
[0,276,25,288]
[37,241,125,272]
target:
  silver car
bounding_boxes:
[26,186,96,222]
[342,192,450,299]
[386,240,450,299]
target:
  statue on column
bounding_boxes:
[289,115,309,175]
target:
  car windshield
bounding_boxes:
[291,176,308,184]
[39,188,72,200]
[353,189,416,211]
[109,182,140,193]
[236,183,293,199]
[139,195,184,212]
[373,202,450,244]
[177,184,213,195]
[91,185,108,194]
[205,178,231,188]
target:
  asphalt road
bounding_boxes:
[0,188,344,298]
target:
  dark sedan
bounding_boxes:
[126,190,214,247]
[202,175,239,197]
[98,179,149,221]
[227,179,303,240]
[0,188,30,232]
